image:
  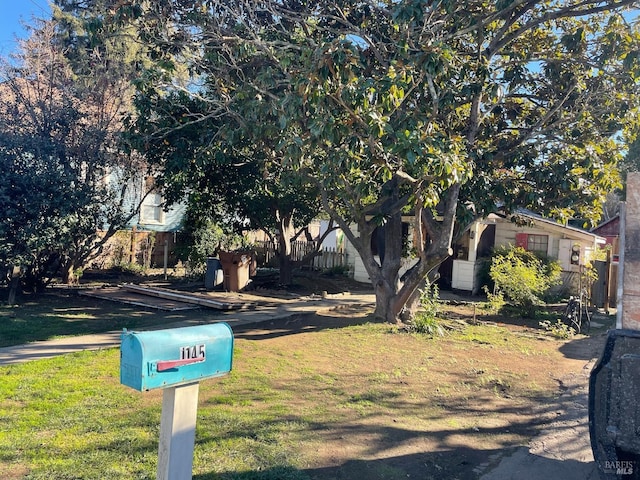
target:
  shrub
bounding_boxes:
[321,264,350,277]
[105,231,155,273]
[539,319,575,339]
[408,282,445,336]
[488,245,562,317]
[111,262,145,275]
[139,231,156,270]
[481,285,506,314]
[174,220,248,277]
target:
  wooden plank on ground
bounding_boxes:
[80,287,199,311]
[121,284,255,310]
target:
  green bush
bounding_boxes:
[111,262,145,275]
[321,264,350,277]
[408,282,445,336]
[539,319,575,339]
[175,220,248,276]
[488,245,562,317]
[481,286,506,314]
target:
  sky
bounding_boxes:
[0,0,51,57]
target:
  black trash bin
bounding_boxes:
[204,257,222,290]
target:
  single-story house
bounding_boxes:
[93,175,187,269]
[347,211,606,295]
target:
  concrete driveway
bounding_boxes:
[480,357,601,480]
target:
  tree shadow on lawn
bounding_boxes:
[0,290,227,347]
[191,421,593,480]
[300,451,596,480]
[191,450,497,480]
[233,310,380,342]
[191,387,596,479]
[193,368,583,480]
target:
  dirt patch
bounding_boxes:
[230,299,610,480]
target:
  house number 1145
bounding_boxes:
[180,344,206,360]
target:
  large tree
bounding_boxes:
[131,90,330,285]
[104,0,338,285]
[117,0,638,322]
[0,14,145,294]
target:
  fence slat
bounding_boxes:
[254,241,347,271]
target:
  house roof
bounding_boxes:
[591,215,620,235]
[505,210,607,244]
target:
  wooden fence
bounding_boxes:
[254,241,348,271]
[310,247,348,270]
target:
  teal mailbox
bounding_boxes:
[120,323,233,391]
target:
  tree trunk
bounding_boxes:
[399,277,427,323]
[60,254,85,285]
[279,254,294,285]
[399,269,442,323]
[348,221,449,324]
[276,211,296,285]
[325,180,459,326]
[7,266,21,305]
[61,263,75,285]
[373,279,406,324]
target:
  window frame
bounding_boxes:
[515,233,549,255]
[139,192,164,225]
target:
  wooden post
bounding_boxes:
[620,172,640,330]
[130,226,137,264]
[7,265,21,305]
[164,239,169,280]
[604,249,611,315]
[157,383,200,480]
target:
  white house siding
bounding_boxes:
[137,201,187,232]
[350,253,419,284]
[318,220,345,250]
[352,252,371,283]
[492,217,603,270]
[345,225,368,283]
[493,220,561,257]
[453,215,605,293]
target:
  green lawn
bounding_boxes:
[0,343,314,480]
[0,290,224,347]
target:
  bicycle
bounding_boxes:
[562,290,591,334]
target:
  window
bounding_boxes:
[515,233,548,254]
[140,193,164,225]
[527,234,548,254]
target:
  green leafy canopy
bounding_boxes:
[114,0,639,321]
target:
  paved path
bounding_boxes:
[480,357,601,480]
[0,292,376,365]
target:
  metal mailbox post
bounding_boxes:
[120,323,234,480]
